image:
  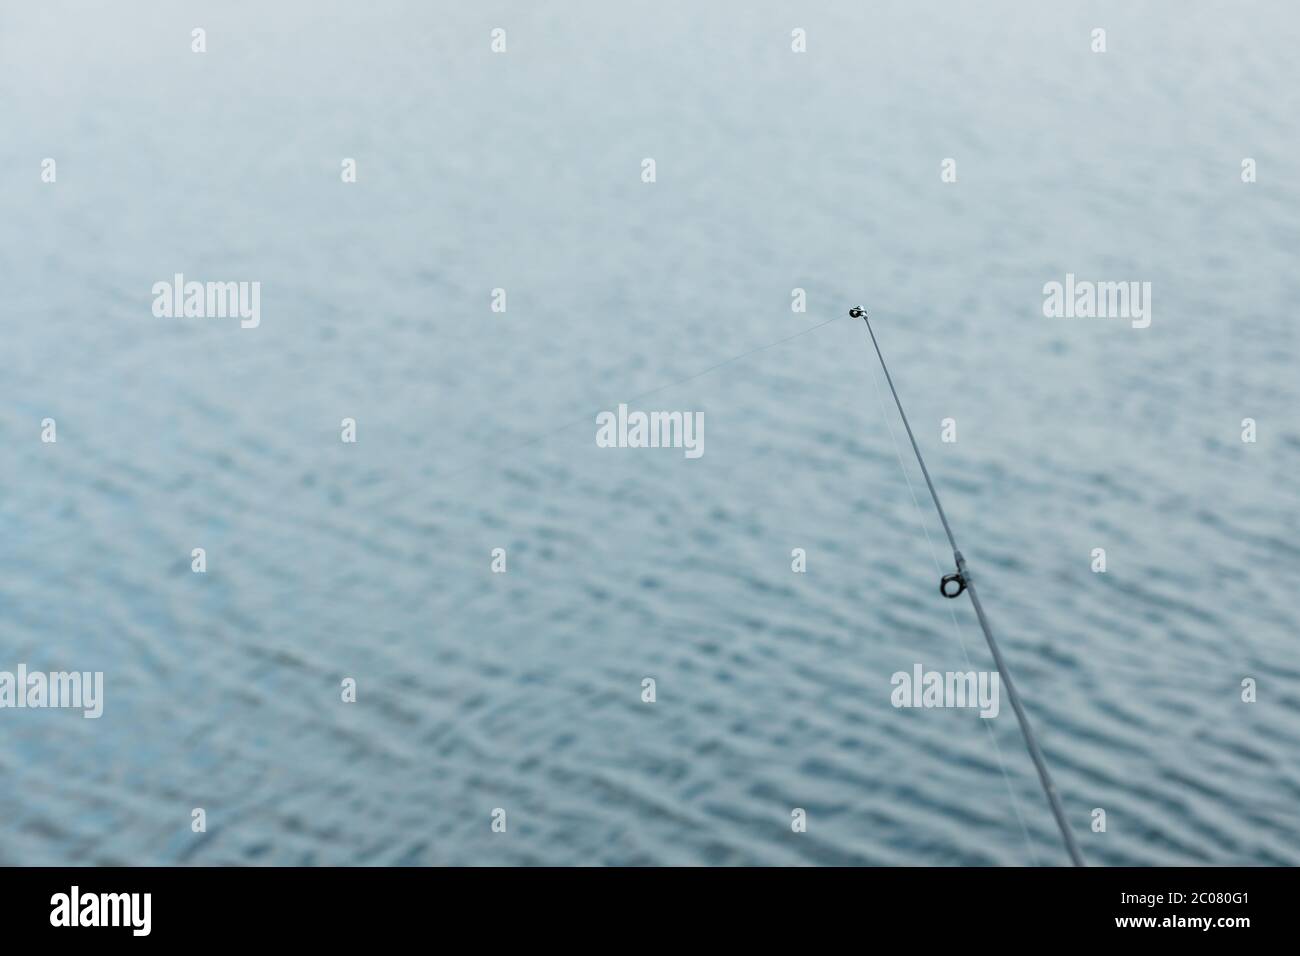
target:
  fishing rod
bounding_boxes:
[849,306,1085,867]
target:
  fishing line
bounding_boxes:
[850,306,1086,867]
[862,343,1044,866]
[432,314,847,486]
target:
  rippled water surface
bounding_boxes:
[2,1,1299,865]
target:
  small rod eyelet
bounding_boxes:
[940,572,966,599]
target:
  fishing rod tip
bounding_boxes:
[848,306,867,320]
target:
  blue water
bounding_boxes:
[2,1,1298,865]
